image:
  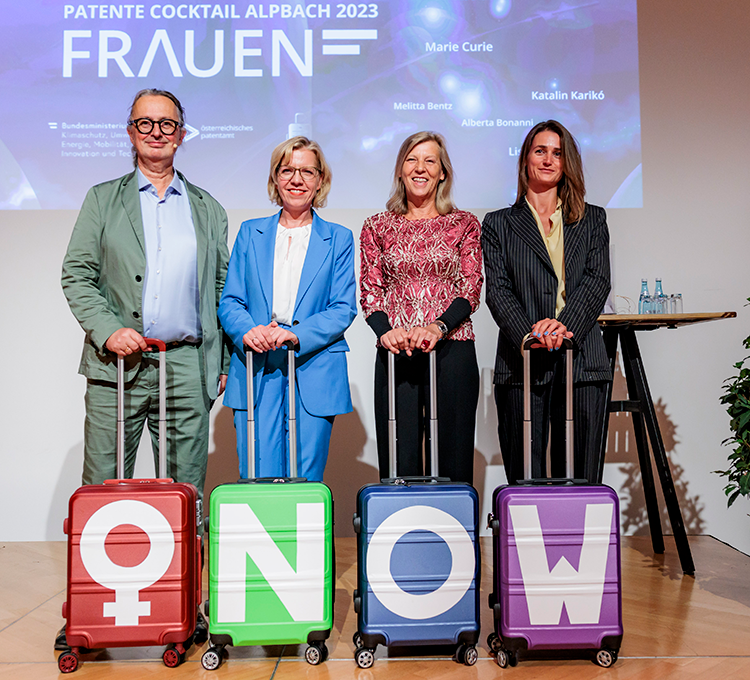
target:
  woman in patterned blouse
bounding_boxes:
[359,131,483,485]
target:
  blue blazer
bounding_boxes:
[219,210,357,417]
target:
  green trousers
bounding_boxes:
[82,344,212,500]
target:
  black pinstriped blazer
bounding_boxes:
[481,200,612,385]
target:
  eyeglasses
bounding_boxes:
[277,165,320,182]
[128,118,182,135]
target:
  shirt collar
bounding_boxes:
[525,196,562,214]
[136,167,184,197]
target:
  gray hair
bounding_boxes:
[127,89,185,167]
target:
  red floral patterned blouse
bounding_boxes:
[359,210,483,342]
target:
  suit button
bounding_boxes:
[133,311,140,319]
[135,275,142,282]
[292,320,299,326]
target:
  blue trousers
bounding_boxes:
[232,348,333,481]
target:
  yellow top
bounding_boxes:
[527,197,565,317]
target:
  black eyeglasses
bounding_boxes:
[277,165,320,182]
[128,118,182,135]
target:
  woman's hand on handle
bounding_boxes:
[268,322,299,350]
[529,318,573,351]
[380,327,411,355]
[243,324,276,353]
[244,321,299,352]
[406,324,442,353]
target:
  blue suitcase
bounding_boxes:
[352,351,480,668]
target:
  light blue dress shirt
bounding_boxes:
[138,169,201,343]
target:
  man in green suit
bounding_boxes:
[62,88,229,496]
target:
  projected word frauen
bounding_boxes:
[62,28,378,78]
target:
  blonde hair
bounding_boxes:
[386,131,455,215]
[267,136,332,208]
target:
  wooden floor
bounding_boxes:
[1,536,749,679]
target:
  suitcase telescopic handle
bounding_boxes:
[244,345,256,480]
[116,338,167,480]
[244,341,297,480]
[387,350,438,479]
[522,336,573,481]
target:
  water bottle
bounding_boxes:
[638,279,650,314]
[654,278,667,314]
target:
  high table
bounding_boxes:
[597,312,737,576]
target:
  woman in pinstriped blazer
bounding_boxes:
[481,120,612,485]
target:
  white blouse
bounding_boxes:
[272,221,312,326]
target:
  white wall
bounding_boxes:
[1,0,749,553]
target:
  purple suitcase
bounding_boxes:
[487,338,623,668]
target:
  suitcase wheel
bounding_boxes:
[352,631,363,649]
[58,650,79,674]
[455,644,478,666]
[162,646,185,668]
[495,648,517,668]
[305,642,328,665]
[595,648,617,668]
[355,646,375,669]
[201,646,224,671]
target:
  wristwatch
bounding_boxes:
[434,319,449,338]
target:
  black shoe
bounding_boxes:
[55,625,70,651]
[193,610,208,646]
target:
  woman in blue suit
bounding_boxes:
[219,137,357,480]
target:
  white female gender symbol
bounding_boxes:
[79,499,175,626]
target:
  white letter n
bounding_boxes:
[216,502,324,623]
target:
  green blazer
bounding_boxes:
[61,170,230,399]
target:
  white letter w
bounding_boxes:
[509,503,613,625]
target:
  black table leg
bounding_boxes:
[619,328,695,575]
[621,347,665,555]
[601,328,664,555]
[596,329,619,484]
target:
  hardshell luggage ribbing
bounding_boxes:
[201,345,334,670]
[60,339,202,674]
[487,337,623,669]
[352,350,480,669]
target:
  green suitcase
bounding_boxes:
[201,347,334,669]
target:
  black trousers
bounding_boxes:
[494,366,609,485]
[374,340,479,485]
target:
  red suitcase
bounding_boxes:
[59,340,202,673]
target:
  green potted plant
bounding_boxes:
[716,298,750,506]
